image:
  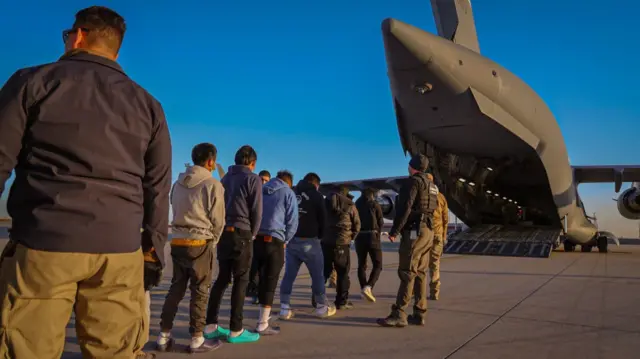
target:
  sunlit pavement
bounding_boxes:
[2,233,639,358]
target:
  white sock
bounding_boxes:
[230,329,244,337]
[190,336,205,348]
[204,324,218,333]
[281,303,291,310]
[157,332,171,345]
[257,307,271,331]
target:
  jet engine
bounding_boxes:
[617,187,640,220]
[375,192,399,220]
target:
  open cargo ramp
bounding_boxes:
[443,224,561,258]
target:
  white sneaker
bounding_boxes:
[313,305,336,318]
[279,308,294,320]
[362,286,376,303]
[156,332,173,351]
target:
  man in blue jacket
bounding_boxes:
[253,170,299,335]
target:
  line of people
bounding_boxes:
[0,5,449,358]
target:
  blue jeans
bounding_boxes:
[279,237,327,306]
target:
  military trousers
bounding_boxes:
[159,241,215,336]
[392,222,434,320]
[429,235,444,294]
[0,240,147,359]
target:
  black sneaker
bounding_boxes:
[336,301,354,310]
[376,315,408,328]
[189,338,223,354]
[407,314,425,326]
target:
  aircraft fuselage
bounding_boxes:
[382,19,597,245]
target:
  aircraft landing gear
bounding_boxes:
[581,245,593,252]
[597,236,608,253]
[563,240,576,252]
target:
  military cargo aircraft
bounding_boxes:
[318,0,640,258]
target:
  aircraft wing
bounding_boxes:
[318,176,409,195]
[572,165,640,193]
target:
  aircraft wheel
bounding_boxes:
[581,245,593,252]
[597,237,608,253]
[563,241,575,252]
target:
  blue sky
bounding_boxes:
[0,0,638,235]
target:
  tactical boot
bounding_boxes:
[376,314,408,328]
[407,314,426,326]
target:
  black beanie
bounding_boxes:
[409,154,429,172]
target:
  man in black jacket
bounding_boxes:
[246,169,272,303]
[204,145,262,344]
[323,186,361,310]
[279,173,336,319]
[0,6,170,358]
[355,187,384,303]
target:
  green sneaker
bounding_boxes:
[204,326,230,340]
[227,329,260,344]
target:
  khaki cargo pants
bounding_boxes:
[429,235,444,295]
[0,241,148,359]
[393,223,434,319]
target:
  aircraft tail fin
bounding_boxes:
[216,163,225,179]
[430,0,480,53]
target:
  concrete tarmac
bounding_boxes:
[0,231,639,358]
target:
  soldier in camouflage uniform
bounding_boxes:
[425,173,448,300]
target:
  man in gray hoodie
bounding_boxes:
[156,143,225,353]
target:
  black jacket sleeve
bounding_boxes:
[317,194,327,239]
[374,202,384,232]
[0,70,30,197]
[141,103,172,268]
[389,177,419,237]
[248,175,263,238]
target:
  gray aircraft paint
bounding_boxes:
[320,0,640,246]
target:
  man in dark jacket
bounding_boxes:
[0,6,170,359]
[377,154,438,328]
[323,186,361,309]
[279,173,336,320]
[247,169,272,303]
[204,145,262,344]
[355,187,384,303]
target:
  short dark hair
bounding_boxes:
[302,172,321,186]
[258,170,271,178]
[277,170,294,185]
[362,187,377,199]
[234,145,257,166]
[191,143,217,166]
[73,6,126,54]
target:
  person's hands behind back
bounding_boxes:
[143,248,163,290]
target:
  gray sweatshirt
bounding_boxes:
[171,165,225,244]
